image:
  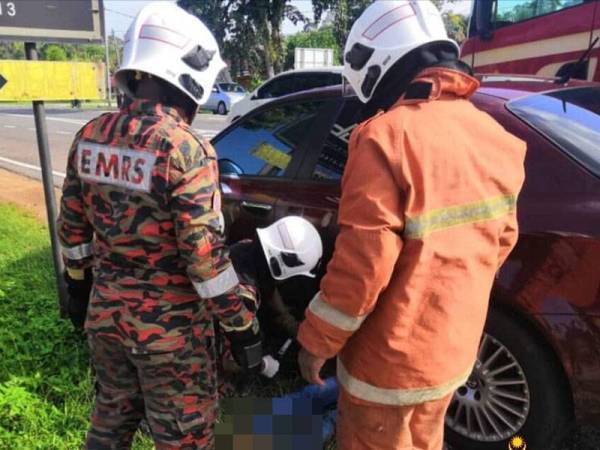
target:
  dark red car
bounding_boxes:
[212,75,600,450]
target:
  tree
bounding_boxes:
[177,0,232,49]
[283,26,338,70]
[444,12,467,43]
[42,44,67,61]
[178,0,307,79]
[0,42,24,59]
[312,0,371,63]
[313,0,466,62]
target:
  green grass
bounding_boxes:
[0,203,152,449]
[0,203,336,449]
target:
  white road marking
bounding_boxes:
[3,125,16,128]
[46,117,87,126]
[28,127,36,131]
[0,156,66,178]
[56,130,72,135]
[194,129,217,136]
[1,113,87,125]
[197,114,227,120]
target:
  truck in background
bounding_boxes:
[461,0,600,81]
[294,47,335,70]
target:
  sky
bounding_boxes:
[104,0,474,38]
[104,0,314,38]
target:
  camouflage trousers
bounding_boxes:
[86,332,218,450]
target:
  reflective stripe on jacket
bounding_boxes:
[297,68,526,405]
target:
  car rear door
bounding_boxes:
[212,97,339,243]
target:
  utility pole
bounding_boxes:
[103,9,112,107]
[24,42,68,314]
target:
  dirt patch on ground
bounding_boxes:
[0,169,60,222]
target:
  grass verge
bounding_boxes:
[0,203,335,449]
[0,203,152,449]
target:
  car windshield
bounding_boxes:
[507,87,600,177]
[219,83,245,93]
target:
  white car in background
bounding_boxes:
[229,67,343,122]
[204,82,246,115]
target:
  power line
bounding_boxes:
[105,8,135,19]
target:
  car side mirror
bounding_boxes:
[475,0,494,41]
[218,158,244,176]
[251,94,258,100]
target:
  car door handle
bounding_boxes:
[241,201,272,212]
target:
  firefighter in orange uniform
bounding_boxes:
[296,1,527,449]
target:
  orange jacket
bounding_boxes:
[298,68,526,406]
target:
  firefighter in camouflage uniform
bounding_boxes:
[57,4,262,449]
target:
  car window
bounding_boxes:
[507,87,600,177]
[327,73,343,86]
[311,98,363,180]
[494,0,585,28]
[258,75,295,99]
[295,73,341,93]
[256,79,274,99]
[214,100,325,177]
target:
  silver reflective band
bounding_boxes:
[337,359,471,406]
[193,265,239,298]
[308,292,367,332]
[404,194,516,239]
[61,242,93,260]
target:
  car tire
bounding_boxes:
[217,101,227,115]
[445,308,572,450]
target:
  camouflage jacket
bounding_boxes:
[57,100,253,351]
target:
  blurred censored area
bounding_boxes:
[215,397,324,450]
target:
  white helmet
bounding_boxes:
[343,0,459,103]
[116,2,226,106]
[256,216,323,281]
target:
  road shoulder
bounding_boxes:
[0,168,60,222]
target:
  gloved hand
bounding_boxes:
[225,318,263,373]
[64,268,93,330]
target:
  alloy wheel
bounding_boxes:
[445,333,531,442]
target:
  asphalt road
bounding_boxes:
[1,107,600,450]
[0,106,229,186]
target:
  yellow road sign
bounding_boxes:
[0,60,105,102]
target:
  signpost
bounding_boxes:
[0,0,104,42]
[0,0,105,316]
[0,60,105,101]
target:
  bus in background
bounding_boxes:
[461,0,600,81]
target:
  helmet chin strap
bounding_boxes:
[360,42,470,121]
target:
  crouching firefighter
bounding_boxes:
[296,1,527,450]
[57,3,261,449]
[217,216,323,388]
